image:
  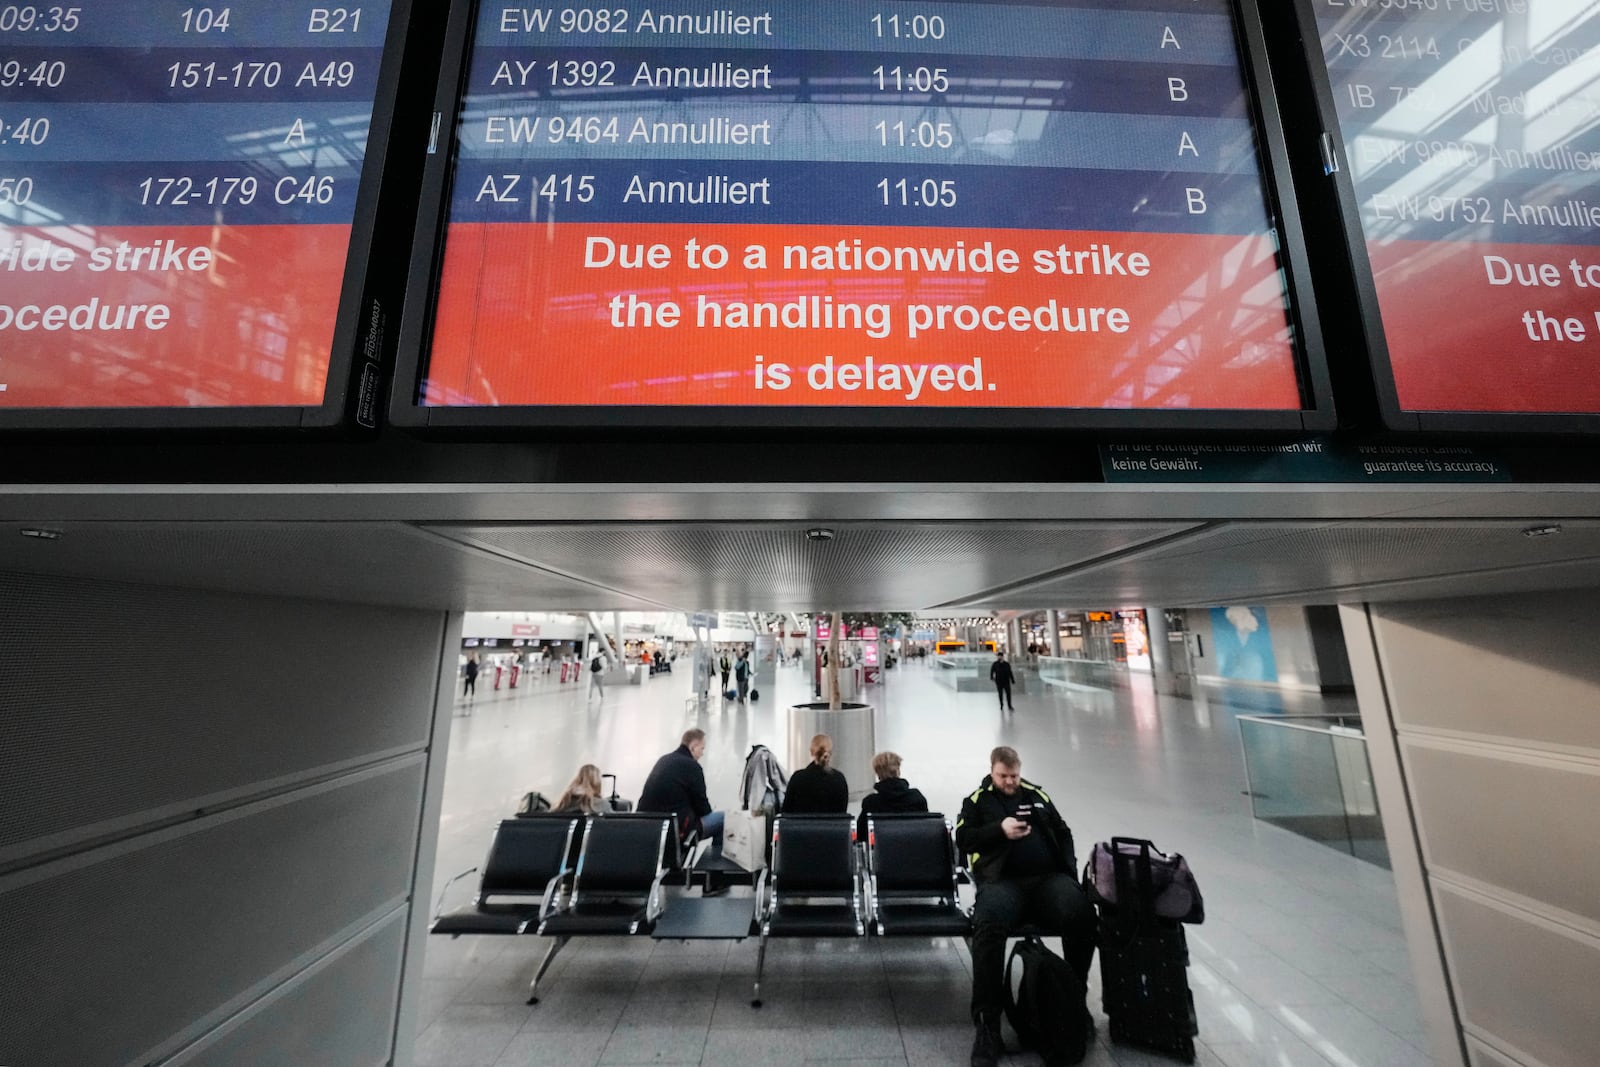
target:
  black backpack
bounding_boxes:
[515,791,552,816]
[1005,938,1088,1064]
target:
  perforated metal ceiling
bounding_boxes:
[939,521,1600,609]
[3,512,1599,611]
[0,522,666,611]
[432,522,1198,609]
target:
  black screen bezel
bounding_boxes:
[0,0,417,432]
[390,0,1337,433]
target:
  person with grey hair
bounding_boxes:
[639,728,724,854]
[856,751,928,839]
[781,733,849,813]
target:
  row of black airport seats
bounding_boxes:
[430,811,974,1006]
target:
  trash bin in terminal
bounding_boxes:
[788,700,875,801]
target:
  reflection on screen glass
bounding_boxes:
[0,2,391,410]
[421,0,1307,414]
[1318,0,1600,415]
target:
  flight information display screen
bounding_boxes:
[404,0,1328,427]
[1310,0,1600,425]
[0,1,399,426]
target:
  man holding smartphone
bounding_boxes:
[956,746,1097,1067]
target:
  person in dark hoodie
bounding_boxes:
[956,746,1096,1067]
[856,751,928,839]
[781,733,849,813]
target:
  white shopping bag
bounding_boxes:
[721,809,767,871]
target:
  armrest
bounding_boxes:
[539,870,568,922]
[753,867,771,924]
[432,867,479,921]
[646,871,668,923]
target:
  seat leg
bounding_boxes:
[527,936,569,1005]
[751,933,767,1007]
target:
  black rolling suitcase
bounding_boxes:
[602,774,634,812]
[1084,838,1202,1064]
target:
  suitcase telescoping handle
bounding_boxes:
[603,773,619,800]
[1110,836,1159,915]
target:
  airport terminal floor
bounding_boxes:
[415,659,1431,1067]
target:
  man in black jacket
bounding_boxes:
[956,746,1096,1067]
[989,651,1015,711]
[638,728,724,856]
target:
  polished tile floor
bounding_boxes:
[417,660,1434,1067]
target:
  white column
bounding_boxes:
[1046,609,1062,657]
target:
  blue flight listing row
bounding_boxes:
[444,159,1276,236]
[0,47,381,102]
[0,1,392,48]
[461,47,1253,120]
[474,0,1241,66]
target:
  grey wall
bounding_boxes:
[1343,591,1600,1067]
[1264,604,1320,690]
[0,570,453,1067]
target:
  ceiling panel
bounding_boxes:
[427,522,1201,610]
[944,521,1600,609]
[4,517,1599,615]
[0,523,665,611]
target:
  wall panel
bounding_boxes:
[1436,888,1600,1067]
[170,910,408,1067]
[0,571,442,865]
[0,570,451,1067]
[1356,589,1600,1067]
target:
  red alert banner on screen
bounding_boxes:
[424,223,1302,411]
[1370,239,1600,414]
[0,225,347,409]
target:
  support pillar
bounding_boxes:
[1046,609,1062,657]
[1145,607,1171,675]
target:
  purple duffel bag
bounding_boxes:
[1083,837,1204,924]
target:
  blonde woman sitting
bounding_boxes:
[782,734,849,813]
[552,763,614,816]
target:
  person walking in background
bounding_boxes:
[462,653,479,700]
[589,649,606,701]
[857,751,929,839]
[719,649,732,694]
[783,733,849,813]
[989,651,1015,711]
[553,763,613,815]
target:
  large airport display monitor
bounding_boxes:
[1303,0,1600,431]
[395,0,1334,429]
[0,1,410,429]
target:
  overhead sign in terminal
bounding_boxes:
[0,0,413,429]
[1301,0,1600,431]
[395,0,1334,430]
